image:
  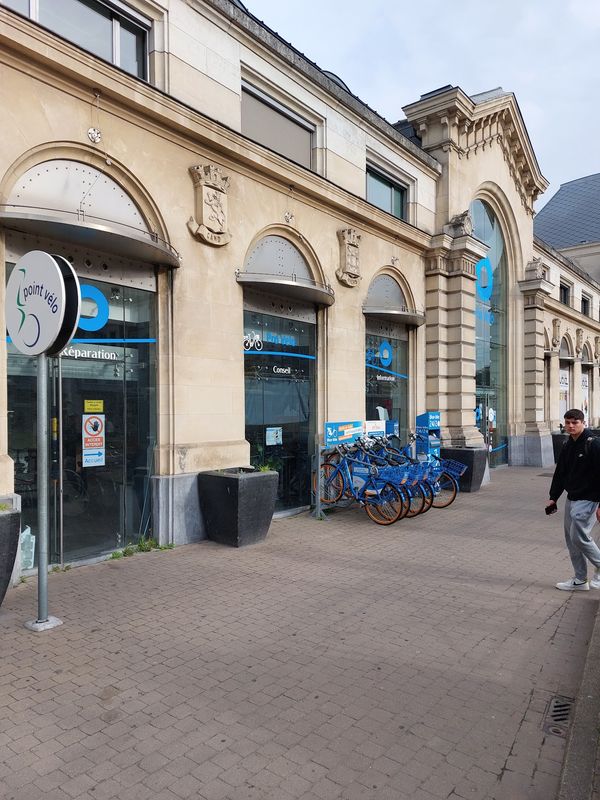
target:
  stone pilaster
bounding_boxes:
[516,260,554,465]
[425,230,487,447]
[548,352,560,431]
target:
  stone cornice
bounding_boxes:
[195,0,441,175]
[545,298,600,334]
[425,231,487,278]
[0,10,433,253]
[403,86,549,215]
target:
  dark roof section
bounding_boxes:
[322,70,352,94]
[392,119,422,147]
[534,173,600,249]
[211,0,440,173]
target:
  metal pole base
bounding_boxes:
[24,616,63,632]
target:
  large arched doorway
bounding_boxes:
[471,199,508,467]
[362,273,424,441]
[2,158,176,562]
[237,234,334,512]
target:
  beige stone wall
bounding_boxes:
[0,6,433,490]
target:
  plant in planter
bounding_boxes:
[0,501,21,609]
[197,467,279,547]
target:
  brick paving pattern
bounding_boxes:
[0,467,597,800]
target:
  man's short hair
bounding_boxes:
[564,408,585,422]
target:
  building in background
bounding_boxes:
[0,0,598,562]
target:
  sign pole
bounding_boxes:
[7,251,81,633]
[37,352,50,624]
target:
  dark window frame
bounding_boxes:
[581,294,591,317]
[559,282,571,306]
[2,0,149,80]
[366,166,408,221]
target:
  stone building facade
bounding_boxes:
[0,0,598,562]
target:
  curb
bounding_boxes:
[558,599,600,800]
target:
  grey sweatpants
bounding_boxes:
[564,499,600,581]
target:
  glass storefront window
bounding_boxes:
[8,273,156,563]
[365,332,408,440]
[244,310,316,511]
[472,199,508,466]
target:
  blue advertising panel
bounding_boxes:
[324,421,363,447]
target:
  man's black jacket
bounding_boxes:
[549,428,600,502]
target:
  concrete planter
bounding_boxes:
[197,468,278,547]
[0,509,21,608]
[440,447,488,492]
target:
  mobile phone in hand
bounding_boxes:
[545,503,557,515]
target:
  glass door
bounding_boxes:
[8,277,156,564]
[55,358,125,561]
[476,388,507,468]
[244,310,316,512]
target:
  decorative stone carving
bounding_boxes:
[552,318,561,348]
[336,228,361,287]
[187,164,232,246]
[524,257,546,280]
[444,210,473,238]
[283,211,295,224]
[390,256,400,268]
[595,336,600,359]
[576,328,584,355]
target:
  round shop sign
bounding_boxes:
[6,251,81,356]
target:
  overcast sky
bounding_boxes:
[244,0,600,209]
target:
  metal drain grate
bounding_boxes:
[542,696,574,737]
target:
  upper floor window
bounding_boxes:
[581,294,591,317]
[241,83,315,171]
[366,168,407,220]
[559,282,571,306]
[2,0,149,79]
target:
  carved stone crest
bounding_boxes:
[444,210,473,238]
[336,228,361,287]
[576,328,584,355]
[552,318,561,348]
[187,164,232,246]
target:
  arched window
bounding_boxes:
[471,199,508,466]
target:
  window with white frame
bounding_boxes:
[1,0,149,79]
[366,166,407,221]
[241,82,316,171]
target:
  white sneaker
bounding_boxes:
[556,578,589,591]
[591,570,600,589]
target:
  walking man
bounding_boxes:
[547,409,600,591]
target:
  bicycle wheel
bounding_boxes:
[431,471,458,508]
[313,462,343,504]
[364,483,403,525]
[419,480,434,513]
[404,482,426,517]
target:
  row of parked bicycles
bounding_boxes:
[314,433,468,526]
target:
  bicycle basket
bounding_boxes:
[440,458,468,477]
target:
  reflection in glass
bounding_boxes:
[472,199,508,466]
[365,333,409,441]
[7,277,156,563]
[39,0,113,63]
[244,311,316,511]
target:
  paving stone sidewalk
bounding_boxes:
[1,467,598,800]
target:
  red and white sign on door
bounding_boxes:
[82,414,105,467]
